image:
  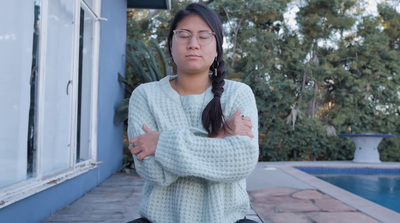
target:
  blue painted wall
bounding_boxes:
[0,0,126,222]
[97,0,127,183]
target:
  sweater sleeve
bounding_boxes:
[154,84,259,183]
[128,85,179,186]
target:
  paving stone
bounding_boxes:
[252,194,303,204]
[252,202,277,215]
[268,213,312,223]
[249,187,299,198]
[292,189,330,200]
[307,212,380,223]
[278,199,321,213]
[314,198,357,212]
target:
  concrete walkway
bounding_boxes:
[43,161,400,223]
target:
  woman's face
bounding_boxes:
[171,15,218,76]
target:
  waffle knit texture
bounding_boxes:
[128,75,259,223]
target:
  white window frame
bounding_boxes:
[0,0,103,209]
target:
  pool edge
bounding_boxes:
[265,161,400,223]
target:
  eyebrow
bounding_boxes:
[177,29,213,33]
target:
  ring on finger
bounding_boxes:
[241,115,245,120]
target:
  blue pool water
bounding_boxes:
[296,167,400,213]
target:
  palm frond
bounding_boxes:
[114,39,170,125]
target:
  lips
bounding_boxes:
[186,54,201,58]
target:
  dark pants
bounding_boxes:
[127,217,257,223]
[126,218,151,223]
[236,218,258,223]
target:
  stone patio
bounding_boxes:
[249,187,378,223]
[43,161,400,223]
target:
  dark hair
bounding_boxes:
[167,3,226,137]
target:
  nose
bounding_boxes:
[187,35,200,49]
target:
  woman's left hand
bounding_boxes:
[215,109,254,139]
[129,124,160,161]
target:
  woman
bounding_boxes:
[127,3,259,223]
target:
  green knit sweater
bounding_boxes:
[128,75,259,223]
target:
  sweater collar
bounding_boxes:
[160,75,213,106]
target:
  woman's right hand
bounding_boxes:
[216,109,254,138]
[129,124,160,161]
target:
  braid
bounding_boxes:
[202,58,227,137]
[167,3,226,137]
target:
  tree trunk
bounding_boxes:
[311,81,317,118]
[231,18,242,68]
[297,69,307,110]
[222,6,242,68]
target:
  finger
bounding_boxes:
[130,140,137,147]
[137,151,148,161]
[243,120,253,128]
[237,130,254,138]
[240,129,254,138]
[130,136,140,145]
[143,124,152,133]
[231,109,241,118]
[248,132,254,138]
[136,153,144,161]
[131,145,142,155]
[241,116,251,121]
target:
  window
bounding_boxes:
[0,0,101,207]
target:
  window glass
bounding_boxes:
[77,6,96,162]
[0,0,35,188]
[83,0,95,9]
[40,0,76,176]
[0,0,100,194]
[27,0,41,179]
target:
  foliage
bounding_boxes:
[123,0,400,162]
[114,39,170,125]
[260,116,354,161]
[115,38,170,173]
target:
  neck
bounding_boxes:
[175,73,210,96]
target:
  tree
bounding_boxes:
[122,0,400,162]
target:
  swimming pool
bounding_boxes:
[296,167,400,213]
